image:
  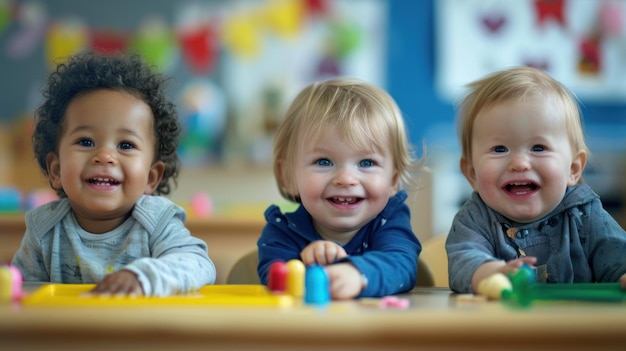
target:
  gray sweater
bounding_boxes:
[446,184,626,293]
[11,195,216,296]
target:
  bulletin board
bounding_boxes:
[435,0,626,102]
[0,0,387,166]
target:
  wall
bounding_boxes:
[387,0,626,233]
[1,0,624,234]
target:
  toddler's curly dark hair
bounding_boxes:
[33,51,181,197]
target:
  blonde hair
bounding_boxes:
[273,77,422,202]
[457,67,588,169]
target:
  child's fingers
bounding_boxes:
[300,248,314,265]
[301,245,330,265]
[334,246,348,260]
[520,256,537,265]
[508,256,537,268]
[323,244,342,264]
[500,256,538,276]
[326,264,361,300]
[301,241,347,265]
[87,270,144,296]
[89,281,143,296]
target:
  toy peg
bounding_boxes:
[0,265,23,303]
[304,264,330,306]
[477,272,512,300]
[286,259,305,298]
[267,260,288,294]
[504,264,626,307]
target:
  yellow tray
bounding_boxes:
[22,284,293,308]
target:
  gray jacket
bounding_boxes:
[446,184,626,293]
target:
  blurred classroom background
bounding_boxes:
[0,0,625,243]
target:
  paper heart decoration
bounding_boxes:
[90,29,128,55]
[179,24,217,74]
[482,15,506,33]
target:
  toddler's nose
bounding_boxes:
[333,167,358,186]
[92,148,116,164]
[509,152,530,172]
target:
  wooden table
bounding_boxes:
[0,214,265,284]
[1,286,624,351]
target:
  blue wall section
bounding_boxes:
[387,0,626,152]
[387,0,455,148]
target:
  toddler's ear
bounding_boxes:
[568,150,587,186]
[276,159,295,195]
[144,161,165,194]
[390,171,401,194]
[460,157,478,191]
[45,152,62,191]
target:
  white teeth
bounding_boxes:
[333,197,358,204]
[90,177,117,185]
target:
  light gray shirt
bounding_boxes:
[11,195,216,296]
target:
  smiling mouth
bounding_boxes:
[88,177,120,186]
[504,182,539,195]
[330,197,361,205]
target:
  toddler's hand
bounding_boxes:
[300,240,347,266]
[325,263,363,300]
[620,273,626,290]
[89,270,144,296]
[472,256,537,293]
[501,256,537,275]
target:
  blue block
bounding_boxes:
[304,264,330,305]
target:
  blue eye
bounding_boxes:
[532,145,545,152]
[119,142,134,150]
[359,159,374,167]
[494,145,507,153]
[315,158,332,167]
[78,139,94,147]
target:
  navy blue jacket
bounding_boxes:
[257,190,421,297]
